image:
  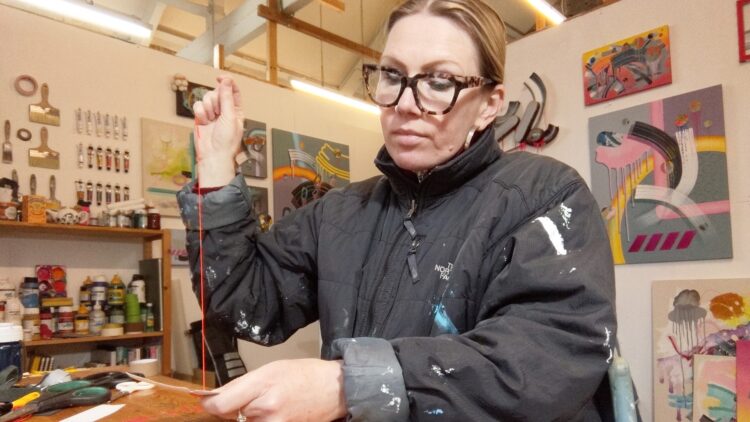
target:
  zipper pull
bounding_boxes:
[406,198,417,219]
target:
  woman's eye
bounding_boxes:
[383,71,402,84]
[427,78,454,91]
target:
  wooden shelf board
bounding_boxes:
[24,331,164,347]
[0,220,163,240]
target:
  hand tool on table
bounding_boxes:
[28,83,60,126]
[2,121,11,164]
[0,372,136,422]
[28,127,60,169]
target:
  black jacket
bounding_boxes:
[178,128,617,421]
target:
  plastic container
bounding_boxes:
[109,306,125,324]
[128,275,146,304]
[133,210,147,229]
[21,277,39,308]
[108,274,125,306]
[22,307,40,340]
[75,304,89,334]
[5,295,22,325]
[79,277,91,304]
[89,302,106,335]
[0,322,24,371]
[58,306,74,334]
[0,277,15,301]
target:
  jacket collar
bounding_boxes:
[374,127,501,199]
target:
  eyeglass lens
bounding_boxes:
[366,68,456,113]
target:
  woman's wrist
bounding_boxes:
[197,154,237,188]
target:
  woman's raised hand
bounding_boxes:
[192,75,244,188]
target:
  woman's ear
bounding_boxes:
[474,84,504,131]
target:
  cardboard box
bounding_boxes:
[22,195,46,223]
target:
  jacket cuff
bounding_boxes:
[331,338,409,422]
[176,174,255,231]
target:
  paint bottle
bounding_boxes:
[128,275,146,304]
[108,274,125,306]
[75,304,89,335]
[20,277,39,308]
[145,303,154,332]
[0,277,15,302]
[57,306,74,334]
[21,307,40,340]
[89,302,106,335]
[90,275,108,305]
[146,208,160,230]
[39,308,53,339]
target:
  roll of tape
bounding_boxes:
[101,324,124,337]
[129,358,159,377]
[14,75,38,97]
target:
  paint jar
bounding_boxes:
[109,306,124,324]
[21,277,39,308]
[39,308,53,339]
[133,210,147,229]
[90,275,108,304]
[75,304,89,334]
[117,212,132,228]
[0,277,15,302]
[145,303,154,332]
[107,274,125,306]
[57,306,74,334]
[89,302,106,335]
[146,209,160,230]
[21,307,40,340]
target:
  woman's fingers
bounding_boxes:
[202,92,217,121]
[193,101,209,125]
[218,77,237,120]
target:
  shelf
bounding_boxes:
[0,220,163,240]
[24,331,164,347]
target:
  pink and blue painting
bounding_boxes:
[652,278,750,422]
[588,85,732,265]
[271,129,349,221]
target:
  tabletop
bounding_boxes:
[20,367,223,421]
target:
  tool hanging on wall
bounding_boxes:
[87,145,94,168]
[75,108,83,134]
[86,110,93,135]
[95,182,103,206]
[122,117,128,141]
[77,143,84,168]
[86,181,94,203]
[104,114,111,138]
[113,115,120,140]
[2,121,11,164]
[30,174,37,195]
[29,83,60,126]
[48,175,61,210]
[28,127,60,169]
[95,112,102,137]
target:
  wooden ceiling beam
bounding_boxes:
[257,4,381,61]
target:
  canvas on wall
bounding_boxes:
[176,81,212,118]
[141,118,193,217]
[588,85,732,265]
[239,119,267,179]
[270,129,349,221]
[583,25,672,106]
[692,355,736,422]
[652,278,750,422]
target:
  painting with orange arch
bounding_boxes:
[582,25,672,106]
[588,85,732,264]
[270,128,349,221]
[652,278,750,422]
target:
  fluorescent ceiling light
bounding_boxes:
[15,0,152,39]
[290,79,381,115]
[526,0,566,25]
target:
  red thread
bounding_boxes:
[195,119,207,389]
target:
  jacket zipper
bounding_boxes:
[404,197,421,284]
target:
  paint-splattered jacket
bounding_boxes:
[177,127,617,421]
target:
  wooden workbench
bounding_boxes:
[22,368,222,421]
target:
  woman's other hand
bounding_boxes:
[193,75,244,188]
[201,358,347,421]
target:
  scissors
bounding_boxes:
[0,372,138,422]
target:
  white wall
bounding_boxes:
[504,1,750,420]
[0,4,383,376]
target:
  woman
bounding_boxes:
[178,0,617,420]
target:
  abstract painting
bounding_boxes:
[692,355,736,422]
[176,81,212,118]
[271,129,349,221]
[239,119,267,179]
[739,0,750,63]
[738,341,750,422]
[583,25,671,106]
[652,278,750,422]
[141,118,193,217]
[588,85,732,265]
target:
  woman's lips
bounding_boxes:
[391,131,427,147]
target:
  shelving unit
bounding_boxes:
[0,220,172,375]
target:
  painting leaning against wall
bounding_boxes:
[582,25,672,106]
[652,278,750,422]
[588,85,732,265]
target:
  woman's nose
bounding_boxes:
[395,85,421,115]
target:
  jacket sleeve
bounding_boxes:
[336,180,617,421]
[176,174,321,345]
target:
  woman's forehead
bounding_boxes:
[382,12,480,74]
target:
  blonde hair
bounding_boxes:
[387,0,507,84]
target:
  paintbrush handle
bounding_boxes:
[40,83,50,106]
[4,120,9,142]
[40,127,48,147]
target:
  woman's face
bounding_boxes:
[379,12,503,173]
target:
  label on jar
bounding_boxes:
[58,319,74,333]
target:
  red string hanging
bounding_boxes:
[194,120,207,389]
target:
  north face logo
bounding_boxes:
[434,262,453,280]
